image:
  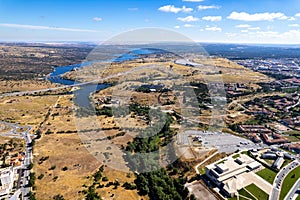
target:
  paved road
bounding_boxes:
[1,121,32,200]
[284,178,300,200]
[269,160,300,200]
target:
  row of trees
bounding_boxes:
[124,108,189,200]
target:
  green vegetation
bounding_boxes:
[53,194,65,200]
[198,167,206,175]
[245,184,269,200]
[37,174,44,180]
[81,165,104,199]
[256,167,277,184]
[239,188,256,199]
[228,188,255,200]
[241,150,251,156]
[61,166,68,171]
[38,156,49,164]
[232,154,240,159]
[279,166,300,200]
[49,165,56,170]
[28,172,36,188]
[124,108,188,200]
[122,182,137,190]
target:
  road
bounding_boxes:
[269,160,300,200]
[285,98,300,112]
[0,121,32,200]
[284,178,300,200]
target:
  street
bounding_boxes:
[0,121,32,200]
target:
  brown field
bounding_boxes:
[33,133,142,200]
[0,95,58,132]
[65,56,272,89]
[1,55,273,199]
[41,95,77,134]
[0,122,12,134]
[0,80,57,94]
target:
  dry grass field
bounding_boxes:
[40,95,77,134]
[33,133,142,200]
[0,122,12,134]
[0,55,273,199]
[0,80,57,94]
[65,56,272,89]
[0,95,58,132]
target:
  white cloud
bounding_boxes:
[183,0,204,2]
[174,25,180,29]
[288,24,300,27]
[226,29,300,44]
[241,29,248,33]
[158,5,181,13]
[202,16,222,22]
[181,6,193,13]
[128,8,138,11]
[93,17,103,21]
[289,17,296,21]
[248,27,261,30]
[295,13,300,17]
[184,24,194,27]
[177,16,199,22]
[226,33,237,37]
[198,5,220,10]
[255,31,279,38]
[236,24,251,28]
[227,12,288,21]
[0,23,100,32]
[236,24,260,30]
[158,5,193,13]
[205,26,222,32]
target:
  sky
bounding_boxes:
[1,0,300,44]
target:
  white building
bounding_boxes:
[205,154,261,197]
[0,167,15,198]
[273,156,285,170]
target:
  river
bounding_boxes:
[47,48,154,108]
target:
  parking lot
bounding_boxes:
[178,130,267,153]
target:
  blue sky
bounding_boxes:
[1,0,300,44]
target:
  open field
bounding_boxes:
[245,183,269,200]
[33,133,142,200]
[256,167,277,184]
[0,47,277,200]
[41,95,77,134]
[0,122,12,134]
[0,80,57,94]
[64,56,272,84]
[0,95,58,124]
[0,95,58,131]
[0,44,92,79]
